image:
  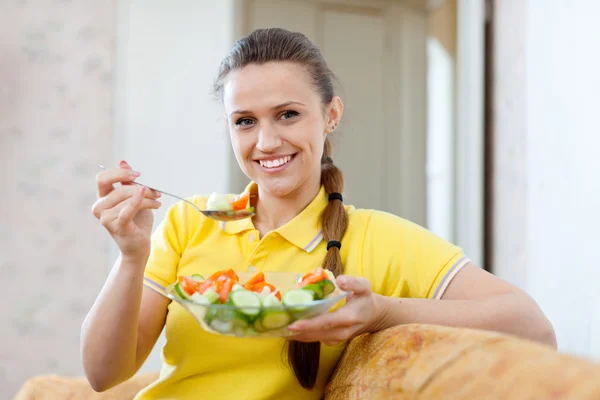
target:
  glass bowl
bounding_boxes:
[165,271,348,338]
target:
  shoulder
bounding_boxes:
[161,194,209,225]
[344,206,464,298]
[346,206,430,241]
[345,205,461,258]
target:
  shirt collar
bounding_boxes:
[220,182,326,253]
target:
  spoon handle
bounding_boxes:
[97,165,204,213]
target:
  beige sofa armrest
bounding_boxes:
[325,324,600,400]
[13,373,159,400]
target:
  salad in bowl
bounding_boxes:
[166,267,348,337]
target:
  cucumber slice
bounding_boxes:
[325,269,336,282]
[204,308,218,325]
[203,288,220,304]
[229,290,262,317]
[232,283,244,291]
[253,318,268,333]
[173,282,191,300]
[210,318,233,334]
[190,292,210,305]
[301,283,324,300]
[191,274,205,282]
[321,279,336,297]
[231,315,250,336]
[206,192,233,211]
[261,310,291,330]
[282,289,314,310]
[262,293,281,307]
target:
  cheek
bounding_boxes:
[230,131,253,160]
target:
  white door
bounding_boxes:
[230,0,428,225]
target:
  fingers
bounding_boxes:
[117,186,146,227]
[118,160,132,171]
[92,184,160,218]
[291,326,355,345]
[336,275,372,295]
[289,306,358,335]
[118,160,135,187]
[96,167,141,197]
[98,189,162,233]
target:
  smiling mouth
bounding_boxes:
[256,155,294,169]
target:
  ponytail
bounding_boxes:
[287,138,348,389]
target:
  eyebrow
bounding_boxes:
[229,101,306,118]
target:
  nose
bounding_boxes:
[256,123,282,153]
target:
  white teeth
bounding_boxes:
[259,155,292,169]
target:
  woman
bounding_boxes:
[82,28,555,400]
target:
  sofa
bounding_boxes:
[13,324,600,399]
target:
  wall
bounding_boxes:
[0,1,117,396]
[114,0,235,373]
[493,0,600,359]
[0,0,236,395]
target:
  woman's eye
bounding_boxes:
[235,118,255,127]
[280,110,299,120]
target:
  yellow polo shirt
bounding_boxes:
[136,184,469,400]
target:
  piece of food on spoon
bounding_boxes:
[206,191,251,212]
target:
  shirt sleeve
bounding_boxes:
[143,199,195,296]
[360,210,471,299]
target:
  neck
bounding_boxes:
[253,172,322,235]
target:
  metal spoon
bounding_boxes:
[98,165,255,222]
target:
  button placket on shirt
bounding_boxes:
[245,231,276,272]
[245,230,260,271]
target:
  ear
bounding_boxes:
[325,96,344,135]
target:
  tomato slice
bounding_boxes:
[178,276,200,295]
[245,281,282,300]
[218,278,235,302]
[230,191,250,211]
[298,267,329,287]
[243,272,265,289]
[198,269,239,295]
[223,268,240,283]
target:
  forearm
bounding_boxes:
[373,292,557,348]
[81,254,147,390]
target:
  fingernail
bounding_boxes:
[288,323,301,331]
[119,160,129,167]
[131,171,141,177]
[337,276,347,286]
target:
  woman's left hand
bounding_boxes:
[287,275,384,346]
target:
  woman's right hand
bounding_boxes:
[92,161,162,261]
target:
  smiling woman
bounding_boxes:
[219,59,343,202]
[81,28,556,400]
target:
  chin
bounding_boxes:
[256,176,300,198]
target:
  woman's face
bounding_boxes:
[222,61,342,198]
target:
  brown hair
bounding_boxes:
[214,28,348,389]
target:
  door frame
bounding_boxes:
[454,0,486,268]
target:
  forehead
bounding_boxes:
[222,61,321,113]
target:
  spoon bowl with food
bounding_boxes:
[98,165,255,222]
